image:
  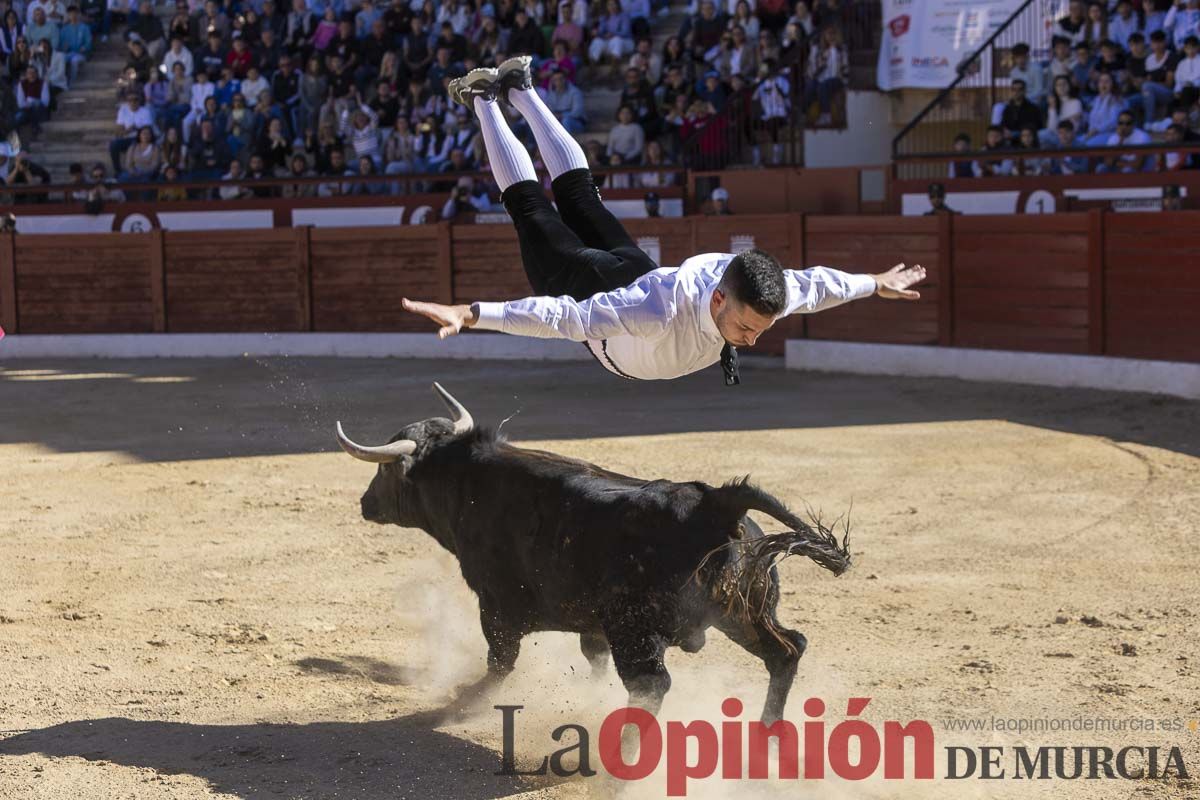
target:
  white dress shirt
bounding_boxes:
[472,253,877,380]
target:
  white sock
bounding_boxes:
[473,96,536,191]
[508,88,588,180]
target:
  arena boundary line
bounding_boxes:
[0,334,592,361]
[786,341,1200,400]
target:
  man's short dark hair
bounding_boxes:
[1129,32,1145,44]
[719,249,787,316]
[1058,120,1075,132]
[1011,42,1030,56]
[1150,30,1167,42]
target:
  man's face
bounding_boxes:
[1152,37,1166,54]
[1187,42,1199,58]
[1130,39,1145,57]
[551,73,565,91]
[91,167,105,181]
[1075,47,1089,64]
[1057,126,1073,146]
[986,129,1002,147]
[953,138,968,152]
[1116,114,1134,136]
[33,8,44,23]
[249,155,264,172]
[1167,126,1182,143]
[712,292,775,348]
[1054,41,1068,59]
[1012,82,1025,101]
[331,151,345,169]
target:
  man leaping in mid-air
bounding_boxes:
[402,57,926,385]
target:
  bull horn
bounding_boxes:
[335,421,417,463]
[432,382,474,435]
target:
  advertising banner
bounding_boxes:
[878,0,1026,90]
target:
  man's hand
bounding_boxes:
[401,298,479,339]
[870,263,926,300]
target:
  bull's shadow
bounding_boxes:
[0,711,548,799]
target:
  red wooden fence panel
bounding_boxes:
[14,234,155,333]
[1104,213,1200,362]
[952,215,1090,354]
[450,224,527,304]
[803,215,941,345]
[309,225,441,331]
[164,229,304,333]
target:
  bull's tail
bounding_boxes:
[705,476,852,576]
[690,478,852,656]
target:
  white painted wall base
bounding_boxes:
[786,340,1200,399]
[0,333,592,361]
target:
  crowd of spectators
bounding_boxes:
[0,0,96,194]
[0,0,851,201]
[957,0,1200,177]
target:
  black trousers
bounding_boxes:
[501,168,658,301]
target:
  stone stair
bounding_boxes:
[24,32,131,180]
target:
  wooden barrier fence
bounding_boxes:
[0,211,1196,363]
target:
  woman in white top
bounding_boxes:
[182,70,214,142]
[1040,74,1083,146]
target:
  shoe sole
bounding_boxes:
[452,68,499,107]
[497,56,532,84]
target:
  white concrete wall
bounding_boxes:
[786,340,1200,399]
[803,91,894,168]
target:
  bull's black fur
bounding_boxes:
[354,411,851,724]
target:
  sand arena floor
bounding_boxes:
[0,357,1197,799]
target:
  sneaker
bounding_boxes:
[448,67,499,108]
[496,55,533,99]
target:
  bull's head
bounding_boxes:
[335,382,474,525]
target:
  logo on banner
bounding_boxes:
[888,14,910,37]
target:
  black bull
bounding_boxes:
[337,383,852,723]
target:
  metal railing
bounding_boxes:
[679,64,806,170]
[0,164,689,208]
[678,0,882,169]
[891,0,1064,180]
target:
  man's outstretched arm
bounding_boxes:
[401,280,676,341]
[784,262,926,315]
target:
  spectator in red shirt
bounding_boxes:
[225,34,253,78]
